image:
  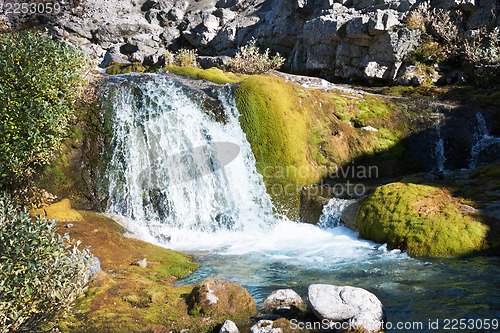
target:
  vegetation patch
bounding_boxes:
[28,200,208,332]
[357,182,495,257]
[163,66,246,84]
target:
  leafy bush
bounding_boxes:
[228,38,285,74]
[0,193,91,332]
[464,27,500,74]
[0,31,90,191]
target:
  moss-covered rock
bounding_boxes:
[188,279,257,325]
[357,182,494,257]
[164,66,246,84]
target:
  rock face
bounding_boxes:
[8,0,496,81]
[307,284,384,333]
[188,279,257,324]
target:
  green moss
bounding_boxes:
[469,163,500,179]
[357,182,493,257]
[106,63,147,75]
[163,66,246,84]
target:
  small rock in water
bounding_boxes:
[263,289,303,308]
[131,258,148,268]
[66,223,74,228]
[307,284,384,333]
[250,320,282,333]
[220,320,239,333]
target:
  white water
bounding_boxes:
[469,112,500,169]
[433,114,446,172]
[101,74,406,266]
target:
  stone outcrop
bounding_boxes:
[5,0,496,82]
[307,284,385,333]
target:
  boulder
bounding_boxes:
[220,320,239,333]
[307,284,384,333]
[88,256,102,279]
[263,289,303,308]
[356,182,493,257]
[100,51,131,68]
[188,280,257,325]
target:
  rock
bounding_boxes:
[88,256,102,279]
[220,320,239,333]
[143,51,166,66]
[357,182,493,257]
[307,284,384,333]
[263,289,303,308]
[250,320,282,333]
[131,258,148,268]
[188,280,257,325]
[198,55,232,69]
[100,51,131,68]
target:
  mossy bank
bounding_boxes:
[32,200,256,332]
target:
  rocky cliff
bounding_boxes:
[4,0,498,82]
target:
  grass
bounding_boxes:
[357,182,492,257]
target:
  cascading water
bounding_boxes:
[100,73,499,332]
[101,74,274,245]
[469,112,500,169]
[433,114,446,172]
[318,197,354,228]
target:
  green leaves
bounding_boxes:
[0,31,90,191]
[0,193,92,332]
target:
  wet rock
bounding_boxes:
[131,258,148,268]
[188,279,257,325]
[307,284,384,333]
[220,320,239,333]
[250,320,282,333]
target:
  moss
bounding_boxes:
[31,199,83,221]
[163,66,246,84]
[357,182,493,257]
[46,206,207,332]
[106,63,148,75]
[469,163,500,179]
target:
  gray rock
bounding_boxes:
[220,320,239,333]
[100,51,131,67]
[198,55,232,69]
[308,284,384,333]
[88,256,102,278]
[263,289,303,308]
[216,0,239,9]
[131,258,148,268]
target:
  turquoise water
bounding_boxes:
[179,236,500,332]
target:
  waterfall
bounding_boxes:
[433,115,446,172]
[100,74,274,243]
[318,197,354,228]
[469,112,500,169]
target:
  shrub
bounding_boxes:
[465,27,500,75]
[0,193,92,332]
[0,31,90,191]
[175,48,198,67]
[228,38,285,74]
